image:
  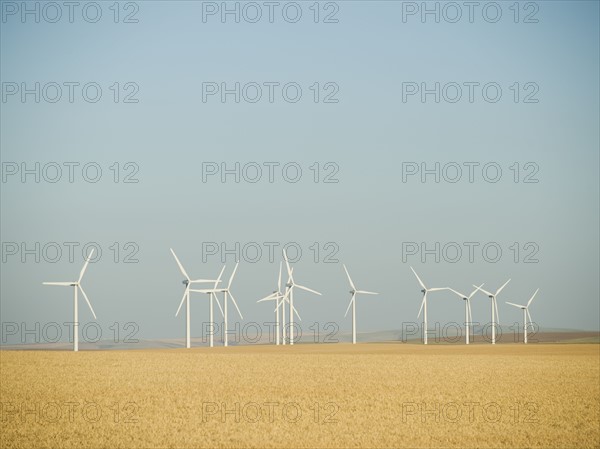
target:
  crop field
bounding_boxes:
[1,344,599,449]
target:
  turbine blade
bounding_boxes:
[228,292,243,320]
[175,287,188,317]
[467,299,473,323]
[410,266,427,290]
[214,265,226,289]
[417,293,426,318]
[505,302,524,308]
[277,262,282,292]
[292,303,302,321]
[213,293,224,317]
[258,293,277,302]
[473,285,493,297]
[447,288,465,299]
[495,278,511,296]
[294,284,322,296]
[343,264,356,290]
[526,309,533,326]
[78,248,95,283]
[344,294,355,318]
[170,248,190,280]
[78,285,97,320]
[428,287,448,292]
[357,290,378,295]
[469,283,485,299]
[43,282,72,286]
[274,295,287,314]
[228,262,239,289]
[283,250,293,282]
[527,288,540,307]
[494,298,500,323]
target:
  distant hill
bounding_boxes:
[1,328,598,350]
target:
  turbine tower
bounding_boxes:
[196,263,243,347]
[282,249,321,345]
[257,263,301,345]
[448,284,484,344]
[190,266,226,347]
[506,288,539,344]
[343,264,378,344]
[473,279,511,345]
[171,248,220,348]
[43,248,97,352]
[410,267,449,345]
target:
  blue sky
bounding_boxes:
[1,1,598,343]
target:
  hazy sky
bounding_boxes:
[1,1,598,344]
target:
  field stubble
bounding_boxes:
[1,344,598,448]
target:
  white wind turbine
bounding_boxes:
[257,263,301,345]
[195,262,243,347]
[343,264,378,344]
[190,266,226,347]
[410,267,449,345]
[506,288,539,344]
[283,250,321,345]
[447,284,484,344]
[473,279,511,345]
[43,248,97,352]
[171,248,220,349]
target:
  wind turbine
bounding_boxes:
[257,263,284,345]
[257,263,301,345]
[506,288,539,344]
[282,250,321,345]
[447,284,484,344]
[410,267,449,345]
[343,264,378,344]
[43,248,97,352]
[171,248,220,349]
[190,266,225,347]
[473,279,511,345]
[195,262,243,347]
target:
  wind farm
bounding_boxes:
[2,253,597,449]
[33,246,571,350]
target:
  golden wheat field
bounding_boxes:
[1,344,599,449]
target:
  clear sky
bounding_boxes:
[1,1,598,344]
